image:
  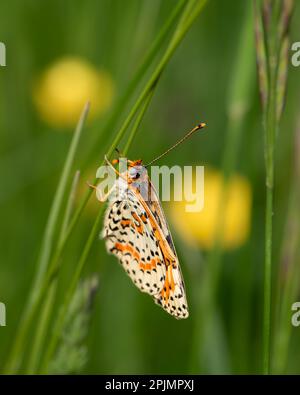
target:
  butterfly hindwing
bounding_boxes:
[134,181,189,319]
[153,262,189,319]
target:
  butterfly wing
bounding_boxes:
[102,193,167,296]
[145,180,189,319]
[102,178,189,319]
[153,263,189,319]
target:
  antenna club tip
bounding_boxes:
[198,122,206,129]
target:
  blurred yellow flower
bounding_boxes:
[169,168,252,250]
[33,57,114,128]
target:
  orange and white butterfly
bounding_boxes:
[92,123,206,319]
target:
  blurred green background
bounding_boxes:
[0,0,300,374]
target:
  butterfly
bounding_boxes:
[91,122,206,319]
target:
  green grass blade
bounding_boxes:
[25,170,81,374]
[40,206,105,373]
[123,87,156,156]
[189,4,254,373]
[254,0,293,374]
[4,103,90,373]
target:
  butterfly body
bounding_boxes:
[99,159,189,319]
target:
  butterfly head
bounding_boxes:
[127,160,147,182]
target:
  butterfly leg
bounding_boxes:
[86,181,97,190]
[96,185,116,202]
[87,181,115,202]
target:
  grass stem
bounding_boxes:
[4,103,90,373]
[25,170,81,373]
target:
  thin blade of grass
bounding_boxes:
[255,0,293,374]
[25,170,81,373]
[58,170,81,244]
[123,87,156,156]
[254,0,269,111]
[189,3,255,373]
[96,0,187,156]
[273,117,300,373]
[4,103,90,373]
[40,205,104,373]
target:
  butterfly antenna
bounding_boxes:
[145,122,206,167]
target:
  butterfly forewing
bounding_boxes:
[101,165,189,319]
[102,192,167,295]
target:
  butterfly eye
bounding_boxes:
[129,167,140,179]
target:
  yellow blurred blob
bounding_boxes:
[33,57,114,128]
[169,168,252,250]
